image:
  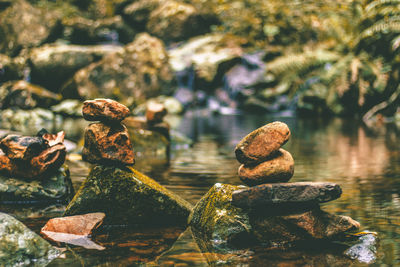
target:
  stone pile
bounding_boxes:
[190,121,360,248]
[81,98,135,166]
[65,98,191,226]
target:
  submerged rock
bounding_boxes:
[0,166,74,203]
[0,0,61,56]
[344,233,378,264]
[0,212,60,266]
[82,122,134,165]
[61,33,173,108]
[238,148,294,186]
[0,80,61,110]
[64,165,192,226]
[235,121,291,165]
[82,98,130,122]
[231,182,342,209]
[29,44,123,92]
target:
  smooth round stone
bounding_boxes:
[238,148,294,186]
[235,121,290,165]
[82,98,130,122]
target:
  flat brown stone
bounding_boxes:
[238,149,294,186]
[0,135,48,161]
[231,182,342,209]
[82,122,135,165]
[235,121,290,165]
[41,212,105,236]
[82,98,130,122]
[146,102,167,125]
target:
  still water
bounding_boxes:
[2,112,400,266]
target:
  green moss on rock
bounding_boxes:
[0,166,74,203]
[64,165,192,226]
[0,212,60,266]
[189,183,253,249]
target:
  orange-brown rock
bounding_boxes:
[146,102,167,125]
[0,135,48,161]
[82,122,135,165]
[235,121,290,164]
[82,98,130,122]
[40,130,65,147]
[41,212,105,236]
[0,143,66,179]
[238,149,294,186]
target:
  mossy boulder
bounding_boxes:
[0,212,60,266]
[189,183,253,249]
[64,165,192,226]
[61,33,173,108]
[0,166,74,203]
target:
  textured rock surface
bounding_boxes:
[238,148,294,186]
[0,80,61,110]
[41,212,105,236]
[64,165,192,225]
[0,166,74,202]
[0,134,48,161]
[0,212,60,266]
[61,33,173,107]
[252,208,360,244]
[189,183,253,248]
[231,182,342,209]
[29,44,123,92]
[235,121,290,165]
[82,98,130,122]
[0,0,61,56]
[82,122,134,165]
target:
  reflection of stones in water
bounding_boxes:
[50,226,186,265]
[344,234,378,264]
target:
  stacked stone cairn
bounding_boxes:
[64,98,191,226]
[190,121,360,248]
[81,98,135,166]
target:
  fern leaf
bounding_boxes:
[360,20,400,39]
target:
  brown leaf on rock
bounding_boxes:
[41,131,65,147]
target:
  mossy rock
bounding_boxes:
[0,212,60,266]
[64,165,192,226]
[0,166,74,203]
[189,183,253,250]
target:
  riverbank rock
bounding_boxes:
[190,183,359,248]
[0,81,61,110]
[29,44,123,92]
[235,121,291,165]
[82,122,134,165]
[231,182,342,209]
[82,98,130,122]
[64,165,192,226]
[238,148,294,186]
[0,212,60,266]
[0,0,61,56]
[146,102,167,125]
[0,166,74,203]
[61,33,173,108]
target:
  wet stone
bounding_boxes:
[82,122,134,165]
[82,98,130,122]
[0,134,48,161]
[231,182,342,209]
[235,121,290,165]
[238,148,294,186]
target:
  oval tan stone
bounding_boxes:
[82,98,130,122]
[238,148,294,186]
[235,121,290,164]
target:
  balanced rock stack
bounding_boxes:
[81,98,134,166]
[190,121,360,248]
[64,98,191,226]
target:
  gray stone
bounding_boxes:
[0,212,60,266]
[64,165,192,226]
[0,166,74,203]
[232,182,342,209]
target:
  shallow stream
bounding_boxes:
[1,112,399,266]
